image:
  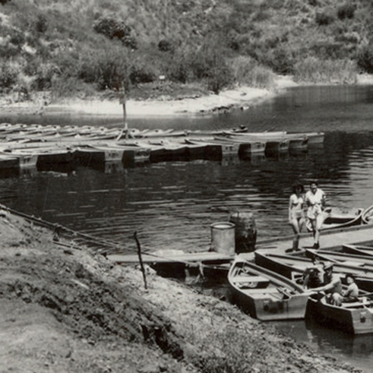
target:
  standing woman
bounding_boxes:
[289,182,305,251]
[305,180,326,249]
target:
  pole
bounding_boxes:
[117,81,128,141]
[134,231,148,289]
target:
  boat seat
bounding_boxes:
[341,301,372,308]
[234,276,270,285]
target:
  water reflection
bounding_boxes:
[274,319,373,372]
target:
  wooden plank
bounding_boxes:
[108,251,233,264]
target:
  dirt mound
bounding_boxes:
[0,211,360,373]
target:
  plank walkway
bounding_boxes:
[108,224,373,266]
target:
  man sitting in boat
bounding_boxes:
[309,262,343,305]
[333,273,359,306]
[302,265,323,289]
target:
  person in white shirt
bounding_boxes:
[288,182,305,251]
[305,180,326,249]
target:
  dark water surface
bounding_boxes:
[2,84,373,371]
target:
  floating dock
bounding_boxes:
[108,224,373,266]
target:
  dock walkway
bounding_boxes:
[108,224,373,266]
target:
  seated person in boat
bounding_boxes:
[333,273,359,306]
[310,262,343,305]
[302,265,323,289]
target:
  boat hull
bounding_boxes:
[228,257,308,321]
[307,295,373,335]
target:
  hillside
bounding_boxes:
[1,0,373,103]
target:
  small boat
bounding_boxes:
[306,248,373,268]
[362,204,373,224]
[228,256,310,321]
[254,251,373,292]
[342,244,373,257]
[305,207,363,232]
[307,293,373,334]
[213,136,266,157]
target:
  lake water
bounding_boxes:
[2,84,373,371]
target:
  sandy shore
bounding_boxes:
[0,74,372,119]
[0,76,295,118]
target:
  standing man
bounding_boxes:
[305,180,326,249]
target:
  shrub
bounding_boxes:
[93,16,131,41]
[315,12,334,26]
[294,57,357,84]
[0,0,11,5]
[0,63,17,91]
[35,14,48,33]
[158,39,173,52]
[337,4,355,20]
[129,64,156,85]
[357,44,373,73]
[232,56,275,89]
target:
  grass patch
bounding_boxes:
[294,57,358,84]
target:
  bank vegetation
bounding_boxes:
[0,0,373,103]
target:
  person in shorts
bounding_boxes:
[305,180,326,249]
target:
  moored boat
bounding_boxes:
[305,207,363,232]
[306,293,373,334]
[228,256,310,321]
[342,244,373,257]
[254,250,373,292]
[362,204,373,224]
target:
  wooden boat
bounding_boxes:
[305,207,363,232]
[306,248,373,269]
[213,136,266,157]
[287,131,324,146]
[342,244,373,257]
[185,138,240,159]
[307,293,373,334]
[362,204,373,224]
[254,251,373,292]
[1,150,38,168]
[0,154,20,169]
[228,256,310,321]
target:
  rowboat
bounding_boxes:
[342,244,373,257]
[184,138,240,159]
[362,204,373,224]
[305,207,363,232]
[305,248,373,268]
[228,256,310,321]
[254,250,373,292]
[213,136,266,157]
[307,293,373,334]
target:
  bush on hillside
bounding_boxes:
[158,39,173,52]
[0,0,11,5]
[357,44,373,73]
[0,63,17,91]
[232,56,275,88]
[35,14,48,33]
[315,12,334,26]
[93,16,136,48]
[294,57,357,83]
[337,4,355,20]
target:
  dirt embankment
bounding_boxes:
[0,209,362,373]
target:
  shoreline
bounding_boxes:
[0,74,372,120]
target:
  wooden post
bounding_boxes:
[134,231,147,289]
[118,81,128,140]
